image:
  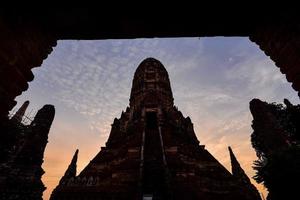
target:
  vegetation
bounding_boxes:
[250,99,300,200]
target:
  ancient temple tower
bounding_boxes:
[51,58,260,200]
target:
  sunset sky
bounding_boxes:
[13,37,298,199]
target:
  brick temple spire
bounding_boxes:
[130,57,174,110]
[11,100,29,122]
[228,146,261,200]
[228,146,250,182]
[59,149,79,185]
[51,58,261,200]
[28,105,55,165]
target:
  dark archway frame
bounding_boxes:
[1,7,299,119]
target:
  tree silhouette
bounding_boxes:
[250,99,300,200]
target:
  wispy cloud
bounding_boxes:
[15,37,298,199]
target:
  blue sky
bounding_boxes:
[13,37,298,199]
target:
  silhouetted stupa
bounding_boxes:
[50,58,261,200]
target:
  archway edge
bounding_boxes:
[0,6,299,119]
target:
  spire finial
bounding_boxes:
[11,100,30,122]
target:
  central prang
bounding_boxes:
[130,57,174,110]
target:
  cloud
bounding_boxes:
[14,37,298,199]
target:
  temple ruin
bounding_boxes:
[50,58,261,200]
[0,102,55,200]
[0,6,299,199]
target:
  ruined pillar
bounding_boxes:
[0,104,55,200]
